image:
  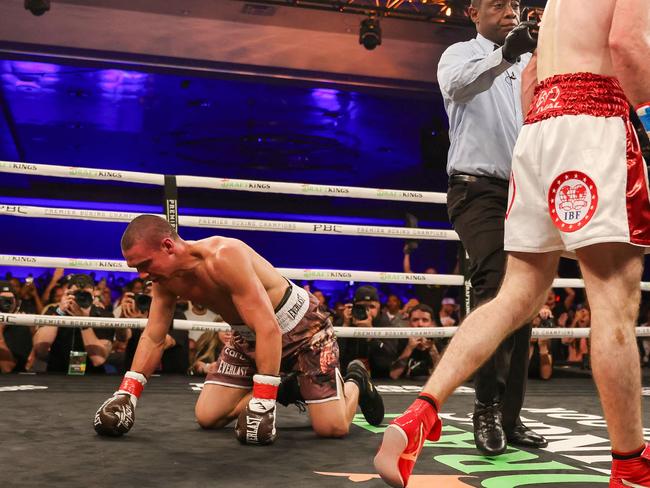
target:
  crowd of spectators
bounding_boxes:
[1,266,649,381]
[332,281,643,382]
[0,269,218,375]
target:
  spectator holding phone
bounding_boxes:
[17,275,43,314]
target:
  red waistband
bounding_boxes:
[525,72,629,124]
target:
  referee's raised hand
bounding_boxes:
[502,21,539,63]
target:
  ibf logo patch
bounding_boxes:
[548,171,598,233]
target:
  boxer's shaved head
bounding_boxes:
[121,214,178,251]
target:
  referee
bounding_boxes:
[437,0,546,456]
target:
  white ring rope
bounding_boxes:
[0,254,464,286]
[3,166,645,339]
[2,254,650,291]
[0,160,448,204]
[2,313,647,339]
[0,204,459,241]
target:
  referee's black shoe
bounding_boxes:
[473,400,507,456]
[344,360,384,426]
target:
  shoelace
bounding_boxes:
[477,415,496,433]
[475,404,501,433]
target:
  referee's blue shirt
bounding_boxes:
[438,33,531,181]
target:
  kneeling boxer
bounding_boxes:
[94,215,384,444]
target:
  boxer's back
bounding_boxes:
[537,0,616,81]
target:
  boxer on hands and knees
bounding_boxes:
[375,1,650,487]
[94,215,383,444]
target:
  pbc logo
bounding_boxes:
[0,205,27,214]
[313,224,342,233]
[548,171,598,233]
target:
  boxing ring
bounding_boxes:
[0,373,630,488]
[1,160,650,488]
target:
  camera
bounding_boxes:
[134,293,152,313]
[24,0,50,16]
[74,290,94,309]
[351,303,368,321]
[0,296,16,313]
[539,317,554,328]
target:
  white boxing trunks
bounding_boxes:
[505,73,650,252]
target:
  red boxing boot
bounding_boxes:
[374,393,442,488]
[610,444,650,487]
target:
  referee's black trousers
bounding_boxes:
[447,176,532,431]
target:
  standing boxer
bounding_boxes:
[94,215,384,444]
[375,1,650,486]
